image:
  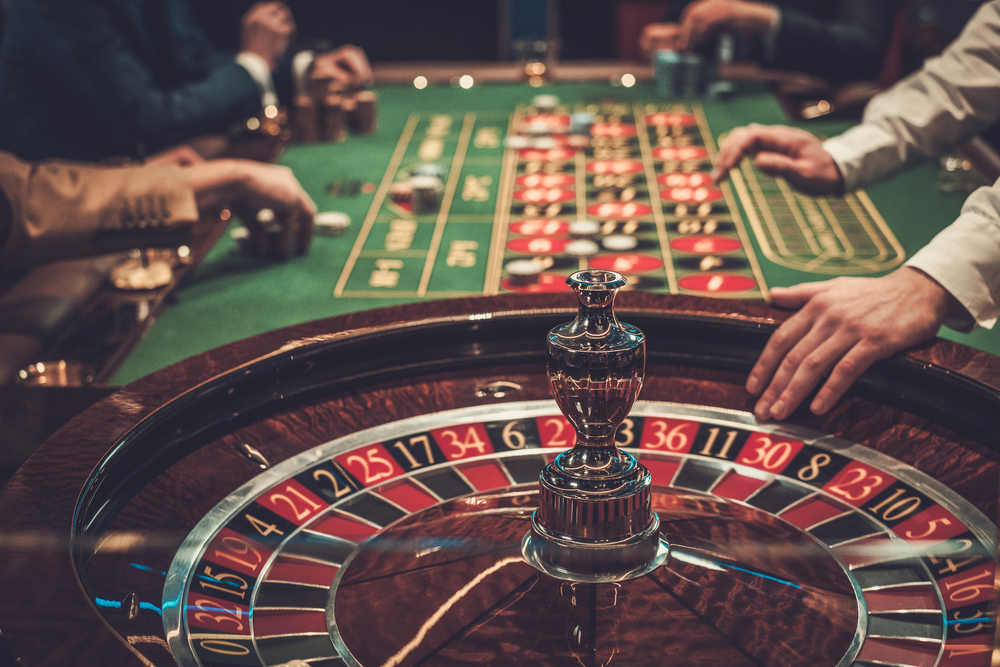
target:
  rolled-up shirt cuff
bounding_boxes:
[823,124,905,192]
[235,51,278,108]
[904,189,1000,330]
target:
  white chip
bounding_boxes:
[565,239,599,257]
[602,234,638,251]
[256,208,275,224]
[531,137,557,150]
[506,259,542,275]
[504,135,529,150]
[533,94,559,111]
[230,227,250,240]
[523,120,551,136]
[314,211,351,235]
[569,220,600,236]
[505,258,544,285]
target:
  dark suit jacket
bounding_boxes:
[0,0,292,161]
[668,0,899,84]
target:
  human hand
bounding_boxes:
[713,123,844,195]
[240,1,295,70]
[309,45,373,94]
[147,144,204,168]
[678,0,778,49]
[746,268,961,420]
[640,23,683,57]
[187,160,316,259]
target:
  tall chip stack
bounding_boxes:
[653,50,681,98]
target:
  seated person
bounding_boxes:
[640,0,898,84]
[0,145,316,269]
[711,1,1000,421]
[0,0,371,161]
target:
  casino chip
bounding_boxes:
[569,111,595,135]
[231,226,253,253]
[111,258,173,290]
[602,234,639,251]
[314,211,351,236]
[504,136,529,150]
[522,120,551,137]
[531,137,558,150]
[411,175,444,213]
[389,181,413,204]
[413,163,447,178]
[569,220,600,237]
[565,239,600,257]
[532,94,559,113]
[505,258,544,285]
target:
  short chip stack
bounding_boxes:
[292,88,379,144]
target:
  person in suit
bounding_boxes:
[640,0,898,83]
[0,0,371,161]
[0,145,316,269]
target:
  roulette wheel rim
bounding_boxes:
[159,398,1000,667]
[3,294,1000,666]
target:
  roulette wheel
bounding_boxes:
[2,277,1000,667]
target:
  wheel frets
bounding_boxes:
[164,401,999,667]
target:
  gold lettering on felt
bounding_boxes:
[473,128,500,149]
[385,219,418,251]
[462,175,492,202]
[446,240,479,267]
[370,259,404,288]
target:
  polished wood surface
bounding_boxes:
[1,294,998,666]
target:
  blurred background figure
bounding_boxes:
[0,0,371,162]
[639,0,899,84]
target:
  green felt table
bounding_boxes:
[111,80,995,385]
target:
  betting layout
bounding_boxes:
[726,142,906,275]
[492,101,766,297]
[164,402,997,667]
[331,98,904,300]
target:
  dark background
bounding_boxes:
[187,0,619,62]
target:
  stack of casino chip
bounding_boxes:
[680,54,707,97]
[313,211,351,236]
[349,91,378,134]
[569,112,595,136]
[653,50,682,98]
[321,94,347,142]
[505,258,545,285]
[290,95,320,143]
[413,163,447,179]
[653,50,707,98]
[292,89,378,143]
[532,94,559,113]
[411,175,444,213]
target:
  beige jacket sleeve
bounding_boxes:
[0,150,199,270]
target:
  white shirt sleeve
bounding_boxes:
[814,1,1000,329]
[235,51,278,108]
[823,1,1000,192]
[905,180,1000,330]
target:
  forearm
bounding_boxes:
[824,2,1000,191]
[0,154,198,269]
